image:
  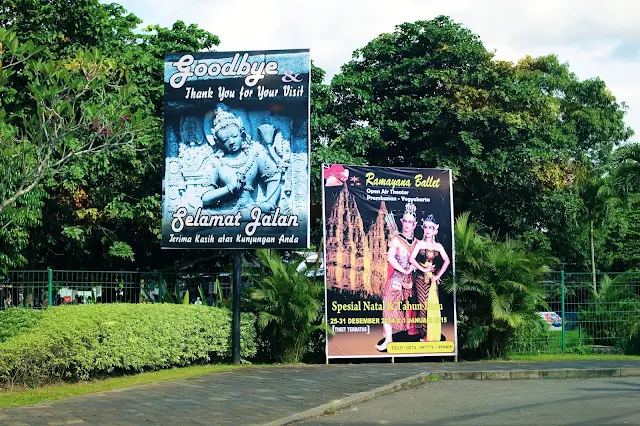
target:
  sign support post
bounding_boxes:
[232,251,242,365]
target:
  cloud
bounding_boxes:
[112,0,640,137]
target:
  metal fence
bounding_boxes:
[3,269,639,355]
[508,271,640,355]
[0,270,237,309]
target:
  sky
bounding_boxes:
[114,0,640,139]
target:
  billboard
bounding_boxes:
[322,164,457,358]
[162,50,310,249]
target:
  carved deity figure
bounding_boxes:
[257,123,293,213]
[186,108,283,220]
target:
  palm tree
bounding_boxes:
[444,212,555,358]
[611,143,640,270]
[248,249,329,363]
[612,143,640,197]
[577,175,624,292]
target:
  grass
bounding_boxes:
[506,354,640,362]
[426,373,440,383]
[0,364,238,408]
[507,330,586,354]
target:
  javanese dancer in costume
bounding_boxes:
[409,214,450,342]
[375,202,418,352]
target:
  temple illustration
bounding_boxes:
[326,184,389,296]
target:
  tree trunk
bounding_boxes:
[590,219,597,294]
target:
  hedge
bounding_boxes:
[0,308,44,344]
[0,304,256,388]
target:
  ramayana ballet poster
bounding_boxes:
[162,49,310,249]
[323,164,457,358]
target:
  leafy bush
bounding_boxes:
[565,345,594,355]
[507,326,592,355]
[507,318,550,354]
[579,274,640,354]
[0,304,256,388]
[445,212,557,358]
[248,249,329,363]
[0,308,44,343]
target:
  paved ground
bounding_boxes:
[300,376,640,425]
[0,360,639,425]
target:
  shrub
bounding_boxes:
[444,212,557,359]
[248,249,329,363]
[0,308,44,343]
[578,275,640,354]
[507,318,550,354]
[507,326,592,355]
[565,345,594,355]
[0,304,256,388]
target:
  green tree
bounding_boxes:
[1,0,220,269]
[0,29,150,269]
[573,174,626,289]
[23,20,219,270]
[610,143,640,269]
[328,17,632,259]
[309,62,366,247]
[612,143,640,197]
[579,274,640,353]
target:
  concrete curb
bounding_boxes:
[262,371,438,426]
[263,367,640,425]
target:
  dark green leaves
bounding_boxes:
[325,17,633,268]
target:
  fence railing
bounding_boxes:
[0,270,237,309]
[508,271,640,355]
[3,269,639,355]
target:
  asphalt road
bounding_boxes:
[299,377,640,425]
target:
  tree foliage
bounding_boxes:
[2,7,639,273]
[327,17,633,262]
[612,143,640,198]
[0,28,151,269]
[579,274,640,353]
[1,0,220,270]
[610,143,640,269]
